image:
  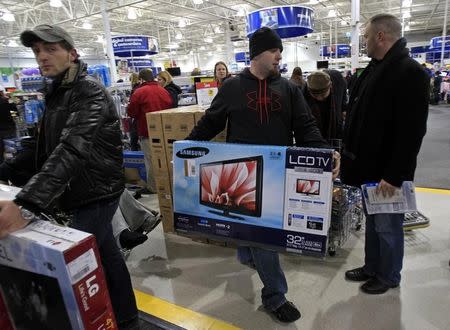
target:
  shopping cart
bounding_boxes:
[328,182,364,256]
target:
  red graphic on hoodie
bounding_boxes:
[246,80,281,124]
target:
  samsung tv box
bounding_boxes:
[0,220,117,330]
[172,141,334,256]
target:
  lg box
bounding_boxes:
[0,190,117,330]
[173,141,334,256]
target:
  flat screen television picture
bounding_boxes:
[296,179,320,196]
[199,156,263,219]
[0,265,72,330]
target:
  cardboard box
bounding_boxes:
[161,112,196,140]
[155,175,172,195]
[172,141,334,256]
[149,143,169,176]
[159,205,174,233]
[146,112,164,142]
[0,221,117,330]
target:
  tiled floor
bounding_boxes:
[127,190,450,330]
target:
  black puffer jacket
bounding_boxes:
[165,82,182,108]
[15,61,124,213]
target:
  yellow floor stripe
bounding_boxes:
[134,289,241,330]
[416,187,450,195]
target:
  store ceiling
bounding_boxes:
[0,0,448,60]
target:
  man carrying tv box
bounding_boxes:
[186,27,340,323]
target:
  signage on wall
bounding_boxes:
[429,36,450,50]
[112,35,159,57]
[320,44,351,58]
[115,59,155,69]
[246,6,314,38]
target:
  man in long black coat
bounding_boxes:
[341,14,429,294]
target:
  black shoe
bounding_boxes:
[360,278,399,295]
[271,301,301,323]
[345,267,374,282]
[119,229,148,250]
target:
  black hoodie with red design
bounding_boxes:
[187,68,327,148]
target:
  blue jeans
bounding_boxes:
[362,212,404,286]
[237,246,287,311]
[70,198,138,324]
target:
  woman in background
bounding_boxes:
[157,71,182,108]
[289,66,306,92]
[214,61,230,88]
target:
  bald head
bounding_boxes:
[368,14,402,42]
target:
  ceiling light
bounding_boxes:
[82,22,92,29]
[341,20,347,26]
[402,11,411,19]
[8,40,18,47]
[1,12,15,22]
[204,37,213,43]
[189,50,194,55]
[404,25,410,31]
[207,51,212,56]
[216,45,222,51]
[214,26,221,34]
[316,35,321,40]
[178,19,186,28]
[193,0,203,4]
[402,0,412,7]
[128,8,137,20]
[49,0,63,8]
[308,0,319,4]
[200,46,206,50]
[168,43,179,49]
[96,35,104,43]
[235,7,246,17]
[327,10,336,18]
[175,32,183,40]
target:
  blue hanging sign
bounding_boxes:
[247,6,314,39]
[320,44,351,57]
[235,52,250,63]
[112,35,159,57]
[429,36,450,50]
[116,59,155,68]
[410,45,431,54]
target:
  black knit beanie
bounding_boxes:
[249,27,283,59]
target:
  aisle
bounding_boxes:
[127,191,450,330]
[415,103,450,189]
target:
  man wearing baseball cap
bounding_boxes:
[303,70,346,142]
[187,27,340,323]
[0,24,139,329]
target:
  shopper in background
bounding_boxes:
[213,61,230,88]
[430,71,442,105]
[304,70,346,142]
[187,27,340,323]
[157,71,182,108]
[342,14,429,294]
[128,68,172,194]
[0,87,17,163]
[0,24,139,329]
[289,66,306,92]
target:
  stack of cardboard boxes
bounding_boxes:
[145,105,226,232]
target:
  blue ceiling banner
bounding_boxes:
[429,36,450,50]
[112,35,159,57]
[320,44,351,58]
[246,6,314,39]
[235,52,250,63]
[116,58,155,68]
